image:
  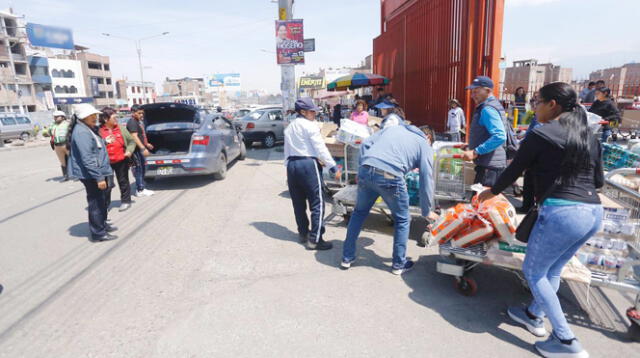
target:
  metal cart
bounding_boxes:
[431,168,640,331]
[432,142,474,205]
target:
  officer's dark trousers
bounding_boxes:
[80,179,109,238]
[287,157,325,243]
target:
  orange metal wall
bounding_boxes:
[374,0,505,131]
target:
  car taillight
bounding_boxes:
[192,135,210,146]
[246,122,255,129]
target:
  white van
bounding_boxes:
[0,113,34,142]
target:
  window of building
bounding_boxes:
[14,63,27,75]
[106,78,112,85]
[88,62,102,70]
[63,70,75,78]
[104,64,110,71]
[69,86,78,94]
[51,69,61,77]
[54,85,63,94]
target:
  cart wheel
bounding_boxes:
[454,277,478,296]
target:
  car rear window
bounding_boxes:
[243,110,265,120]
[15,116,31,124]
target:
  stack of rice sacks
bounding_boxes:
[430,194,520,248]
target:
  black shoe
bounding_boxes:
[92,233,118,241]
[298,233,308,243]
[307,238,333,251]
[106,224,118,232]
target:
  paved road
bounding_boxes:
[0,145,638,357]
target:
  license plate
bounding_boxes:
[157,166,174,176]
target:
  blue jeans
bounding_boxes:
[524,203,603,340]
[132,150,146,192]
[601,128,611,143]
[342,166,410,269]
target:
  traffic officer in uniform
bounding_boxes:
[284,97,339,251]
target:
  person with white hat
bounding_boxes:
[67,104,117,242]
[49,110,71,181]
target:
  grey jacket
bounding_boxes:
[68,121,113,181]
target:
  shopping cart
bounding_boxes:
[594,168,640,328]
[431,168,640,331]
[432,142,473,205]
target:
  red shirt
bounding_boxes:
[99,125,126,164]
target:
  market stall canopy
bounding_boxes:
[313,90,349,99]
[327,72,390,91]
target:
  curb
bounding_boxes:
[0,140,51,153]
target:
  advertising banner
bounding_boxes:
[299,76,324,89]
[26,23,74,50]
[205,73,241,93]
[275,20,304,65]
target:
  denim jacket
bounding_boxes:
[68,121,113,181]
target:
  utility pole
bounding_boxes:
[102,32,169,105]
[136,40,145,103]
[278,0,296,111]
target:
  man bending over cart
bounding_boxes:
[340,124,438,275]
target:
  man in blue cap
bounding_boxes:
[284,97,339,250]
[461,75,508,186]
[374,99,405,129]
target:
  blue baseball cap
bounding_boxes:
[374,100,396,109]
[295,97,319,112]
[466,75,494,90]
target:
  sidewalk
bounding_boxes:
[0,138,51,152]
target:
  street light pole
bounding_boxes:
[102,32,169,105]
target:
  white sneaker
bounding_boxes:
[141,189,155,196]
[134,190,144,198]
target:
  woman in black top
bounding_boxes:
[477,82,603,358]
[588,87,620,142]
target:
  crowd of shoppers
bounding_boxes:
[54,103,159,242]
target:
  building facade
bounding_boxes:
[503,59,573,97]
[162,77,206,105]
[590,63,640,99]
[115,79,156,108]
[0,10,37,113]
[48,58,88,105]
[76,50,115,107]
[28,56,54,110]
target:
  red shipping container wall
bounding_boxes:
[374,0,505,132]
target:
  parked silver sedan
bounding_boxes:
[143,103,246,180]
[234,107,288,148]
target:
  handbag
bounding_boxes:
[515,178,560,242]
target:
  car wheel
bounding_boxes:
[213,152,227,180]
[20,132,31,142]
[263,133,276,148]
[239,140,247,160]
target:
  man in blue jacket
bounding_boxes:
[68,104,117,242]
[462,76,507,186]
[341,124,437,275]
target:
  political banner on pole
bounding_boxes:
[275,20,304,65]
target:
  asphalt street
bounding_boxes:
[0,145,638,357]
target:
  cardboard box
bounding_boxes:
[324,137,345,158]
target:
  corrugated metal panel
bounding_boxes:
[374,0,505,132]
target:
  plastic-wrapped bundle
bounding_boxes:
[405,171,420,206]
[451,216,495,248]
[431,203,476,244]
[474,194,521,245]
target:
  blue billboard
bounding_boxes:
[205,73,241,92]
[26,23,74,50]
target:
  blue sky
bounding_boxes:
[6,0,640,93]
